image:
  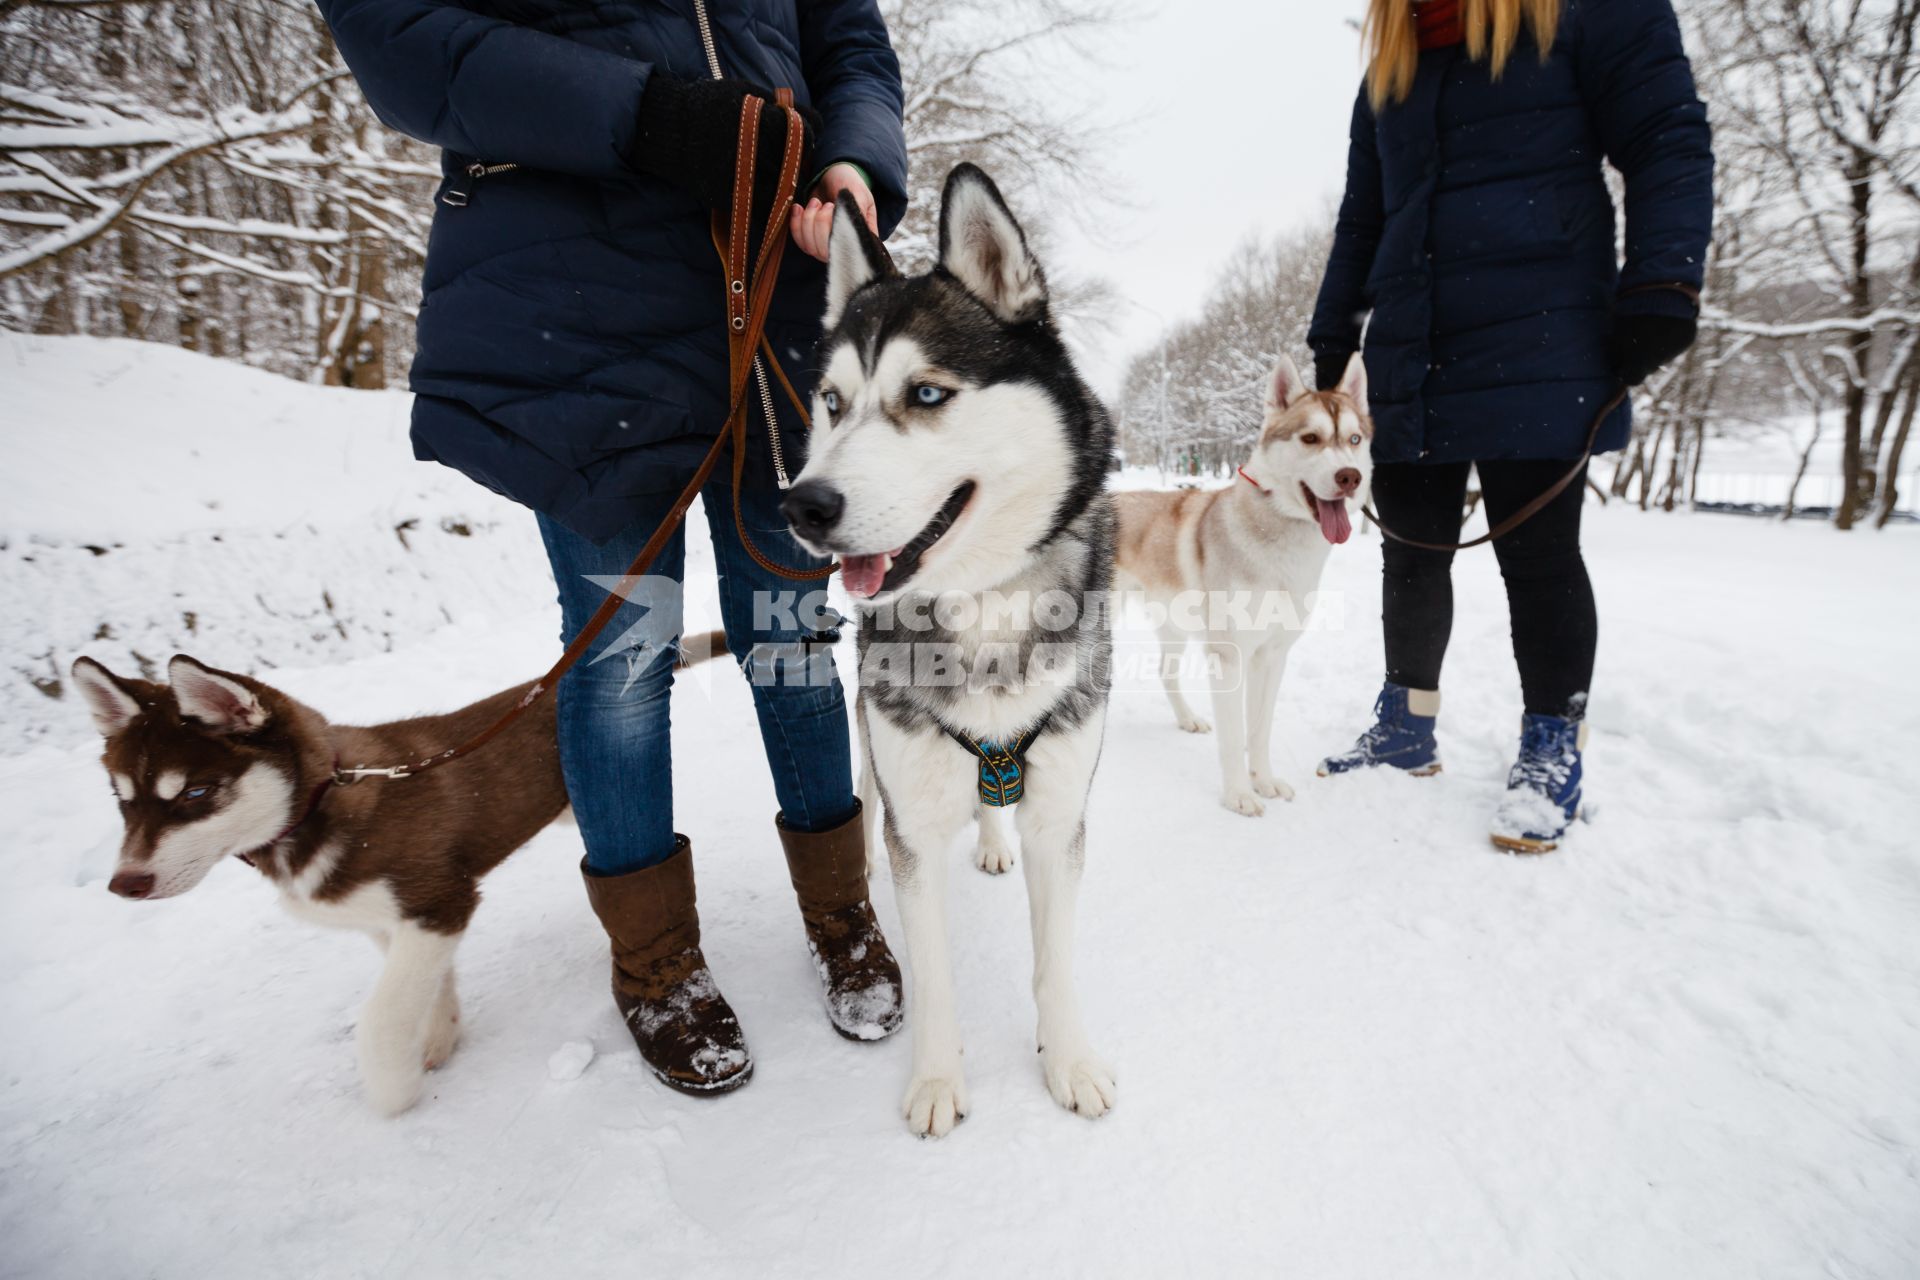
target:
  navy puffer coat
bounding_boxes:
[1307,0,1713,464]
[316,0,908,542]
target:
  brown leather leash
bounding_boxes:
[337,91,824,785]
[1361,282,1699,553]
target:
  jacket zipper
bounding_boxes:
[441,161,520,208]
[692,0,724,78]
[694,0,794,488]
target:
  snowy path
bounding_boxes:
[3,506,1917,1279]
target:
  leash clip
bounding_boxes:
[333,764,416,785]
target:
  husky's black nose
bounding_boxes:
[782,480,845,541]
[109,871,155,899]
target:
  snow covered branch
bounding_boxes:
[1699,307,1920,337]
[0,0,432,386]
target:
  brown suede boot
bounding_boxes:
[776,802,904,1042]
[580,836,752,1096]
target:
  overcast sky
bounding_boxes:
[1041,2,1369,393]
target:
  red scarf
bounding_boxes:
[1416,0,1464,49]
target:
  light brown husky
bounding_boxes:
[1113,354,1373,816]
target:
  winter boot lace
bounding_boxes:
[580,837,753,1096]
[776,802,904,1042]
[1489,712,1588,854]
[1318,682,1442,777]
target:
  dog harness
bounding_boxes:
[943,714,1051,808]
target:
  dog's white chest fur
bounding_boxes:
[273,843,402,936]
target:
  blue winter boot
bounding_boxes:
[1317,683,1443,777]
[1489,713,1588,854]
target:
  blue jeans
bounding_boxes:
[537,477,855,874]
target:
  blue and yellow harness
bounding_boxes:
[943,715,1052,808]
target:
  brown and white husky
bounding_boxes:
[1113,354,1373,816]
[70,637,715,1114]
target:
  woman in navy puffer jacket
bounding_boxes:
[318,0,910,1097]
[1307,0,1712,853]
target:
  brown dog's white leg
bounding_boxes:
[357,922,461,1115]
[423,971,461,1071]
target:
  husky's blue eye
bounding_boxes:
[181,786,211,802]
[822,390,841,416]
[913,384,951,407]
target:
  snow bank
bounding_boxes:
[0,334,551,749]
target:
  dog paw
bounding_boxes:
[360,1055,426,1116]
[1251,773,1295,801]
[423,1011,461,1071]
[974,837,1015,875]
[1221,788,1266,817]
[1177,715,1213,734]
[1042,1050,1117,1120]
[902,1072,969,1138]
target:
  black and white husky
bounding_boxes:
[781,165,1117,1138]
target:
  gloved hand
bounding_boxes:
[1608,312,1697,386]
[629,75,818,220]
[1315,352,1355,392]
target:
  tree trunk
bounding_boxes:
[1837,151,1875,530]
[1657,425,1685,511]
[1686,417,1707,508]
[176,264,202,353]
[116,231,143,338]
[1785,411,1824,522]
[1638,418,1669,510]
[1875,365,1919,527]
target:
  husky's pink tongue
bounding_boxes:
[839,550,899,599]
[1315,496,1352,545]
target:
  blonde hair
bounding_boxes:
[1364,0,1563,111]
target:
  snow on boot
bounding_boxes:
[1317,683,1442,777]
[777,802,904,1042]
[1489,712,1588,854]
[581,838,754,1096]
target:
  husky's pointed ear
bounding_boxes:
[937,164,1047,323]
[824,191,894,329]
[1335,351,1369,405]
[1269,355,1307,413]
[168,655,269,734]
[72,657,143,737]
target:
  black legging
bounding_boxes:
[1374,459,1595,718]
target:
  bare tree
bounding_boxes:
[883,0,1116,264]
[880,0,1122,335]
[2,0,1120,383]
[1692,0,1920,527]
[0,0,437,385]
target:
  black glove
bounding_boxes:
[1314,352,1355,392]
[629,75,818,220]
[1608,312,1697,386]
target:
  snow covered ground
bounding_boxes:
[3,338,1918,1278]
